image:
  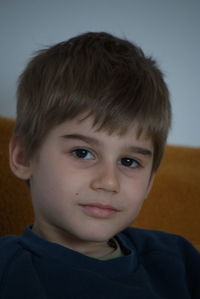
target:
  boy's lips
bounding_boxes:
[79,203,119,218]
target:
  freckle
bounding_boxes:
[75,193,79,196]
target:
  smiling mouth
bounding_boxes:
[79,203,118,218]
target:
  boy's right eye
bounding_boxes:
[72,149,95,160]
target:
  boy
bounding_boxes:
[0,32,199,298]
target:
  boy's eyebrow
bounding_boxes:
[61,134,152,156]
[61,134,100,146]
[125,145,152,156]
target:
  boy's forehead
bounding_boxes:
[53,115,154,151]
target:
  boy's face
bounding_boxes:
[12,115,154,254]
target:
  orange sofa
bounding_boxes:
[0,116,200,250]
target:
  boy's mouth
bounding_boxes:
[79,203,118,218]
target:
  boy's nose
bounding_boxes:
[90,163,120,193]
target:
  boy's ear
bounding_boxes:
[9,135,32,180]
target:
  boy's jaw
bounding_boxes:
[20,115,154,257]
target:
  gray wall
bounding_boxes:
[0,0,199,146]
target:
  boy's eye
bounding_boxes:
[121,157,140,168]
[72,149,94,160]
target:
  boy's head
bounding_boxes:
[10,32,172,255]
[14,32,171,173]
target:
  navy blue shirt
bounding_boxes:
[0,227,199,298]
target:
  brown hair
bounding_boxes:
[15,32,171,172]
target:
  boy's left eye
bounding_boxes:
[72,149,94,160]
[120,157,140,168]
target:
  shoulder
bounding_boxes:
[0,235,22,280]
[0,234,21,256]
[119,227,200,281]
[118,228,200,297]
[119,227,200,259]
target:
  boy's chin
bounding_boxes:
[73,227,121,244]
